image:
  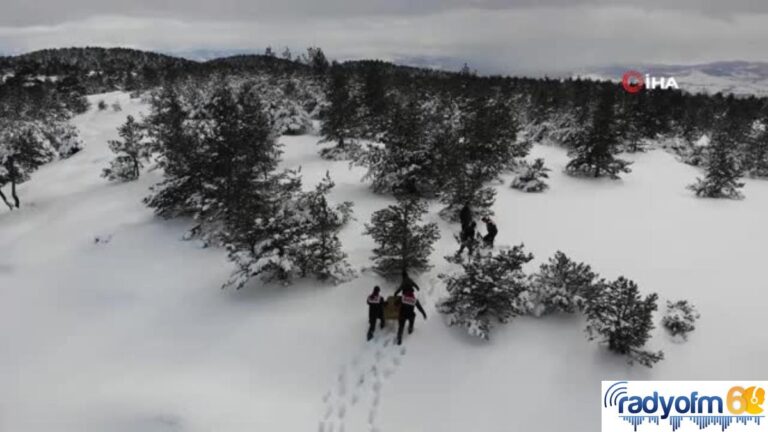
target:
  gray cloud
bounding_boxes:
[3,0,768,26]
[0,3,767,75]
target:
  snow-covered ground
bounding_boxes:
[2,92,768,432]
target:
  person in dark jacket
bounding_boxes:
[459,203,472,230]
[482,216,498,248]
[367,286,385,341]
[396,290,427,345]
[394,269,420,296]
[457,219,477,256]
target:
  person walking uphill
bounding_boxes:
[367,286,385,341]
[397,290,427,345]
[482,216,498,248]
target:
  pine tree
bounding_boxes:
[297,172,355,282]
[143,85,202,218]
[0,122,54,209]
[566,87,632,179]
[511,158,550,192]
[223,169,307,289]
[306,47,329,73]
[439,95,523,218]
[281,47,292,61]
[585,277,664,367]
[224,171,356,289]
[320,64,357,159]
[146,81,282,240]
[616,93,646,153]
[438,245,534,339]
[688,111,746,199]
[102,115,150,181]
[742,117,768,178]
[356,96,439,196]
[528,251,600,316]
[360,62,389,135]
[44,122,83,158]
[364,195,440,277]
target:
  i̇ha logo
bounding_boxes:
[622,70,679,93]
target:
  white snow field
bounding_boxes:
[2,92,768,432]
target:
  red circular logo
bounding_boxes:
[622,70,645,94]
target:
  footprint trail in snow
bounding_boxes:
[318,277,440,432]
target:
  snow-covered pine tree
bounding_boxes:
[662,300,700,340]
[0,122,55,209]
[585,277,664,367]
[364,195,440,277]
[143,85,202,218]
[356,96,439,196]
[439,95,525,218]
[616,92,647,153]
[688,110,746,199]
[222,169,307,289]
[224,171,357,289]
[528,251,600,316]
[566,87,632,179]
[102,115,150,181]
[306,47,329,73]
[146,80,283,241]
[438,171,496,221]
[296,171,355,282]
[320,64,358,159]
[742,119,768,178]
[511,158,550,192]
[359,62,389,137]
[43,122,83,158]
[438,245,534,339]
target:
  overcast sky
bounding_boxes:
[1,0,767,75]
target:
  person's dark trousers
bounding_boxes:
[458,238,475,255]
[396,313,416,344]
[367,314,385,340]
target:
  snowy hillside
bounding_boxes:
[2,93,768,432]
[582,61,768,96]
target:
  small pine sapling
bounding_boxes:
[364,195,440,277]
[528,251,601,316]
[298,172,356,283]
[102,115,150,182]
[511,158,551,192]
[438,245,534,339]
[662,300,700,340]
[585,277,664,367]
